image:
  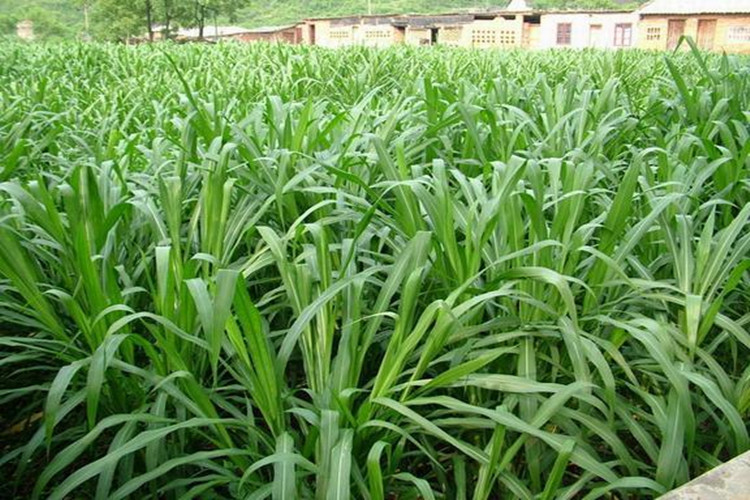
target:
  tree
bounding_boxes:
[187,0,246,39]
[26,7,73,41]
[71,0,95,37]
[160,0,174,38]
[145,0,154,41]
[91,0,152,41]
[91,0,219,41]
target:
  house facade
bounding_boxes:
[284,0,750,53]
[402,14,474,47]
[301,15,404,48]
[303,10,542,49]
[637,0,750,53]
[404,12,537,48]
[538,11,639,49]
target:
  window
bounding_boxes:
[646,27,661,41]
[556,23,571,45]
[365,29,391,39]
[727,26,750,43]
[472,29,497,46]
[498,30,517,46]
[329,29,351,39]
[524,15,541,25]
[614,23,632,47]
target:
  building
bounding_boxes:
[538,11,639,49]
[16,20,34,40]
[299,0,750,53]
[300,15,404,48]
[403,12,540,49]
[299,0,638,50]
[637,0,750,52]
[175,25,302,43]
[302,2,541,49]
[402,14,474,47]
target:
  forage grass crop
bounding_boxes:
[0,41,749,499]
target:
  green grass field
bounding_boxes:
[0,41,749,499]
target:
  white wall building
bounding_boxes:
[538,11,639,49]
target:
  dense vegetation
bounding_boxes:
[2,0,647,40]
[1,42,749,499]
[0,0,82,41]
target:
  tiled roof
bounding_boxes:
[177,26,252,38]
[174,25,295,38]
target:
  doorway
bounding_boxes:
[589,24,602,47]
[430,28,439,45]
[667,19,685,49]
[395,26,406,43]
[309,24,316,45]
[697,19,717,50]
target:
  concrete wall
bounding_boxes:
[661,450,750,500]
[361,25,401,47]
[404,24,470,47]
[406,16,531,48]
[638,15,750,54]
[405,27,432,45]
[539,12,639,49]
[304,19,402,47]
[305,20,350,48]
[466,16,527,48]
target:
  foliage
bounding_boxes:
[89,0,146,40]
[0,0,83,38]
[531,0,642,10]
[0,13,16,35]
[0,4,75,41]
[0,41,749,499]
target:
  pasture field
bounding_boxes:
[0,42,749,499]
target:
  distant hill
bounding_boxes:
[234,1,513,29]
[235,1,647,30]
[1,0,647,40]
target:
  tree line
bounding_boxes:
[0,0,249,41]
[89,0,248,41]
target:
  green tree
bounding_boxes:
[91,0,152,41]
[26,7,73,41]
[186,0,246,38]
[71,0,95,38]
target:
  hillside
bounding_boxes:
[0,0,83,39]
[2,0,646,40]
[234,1,513,28]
